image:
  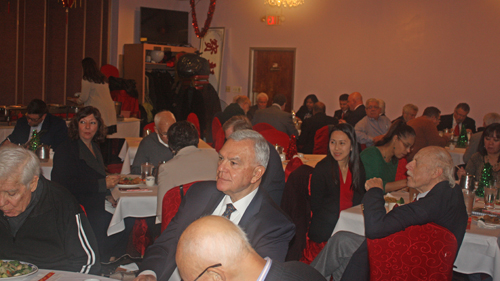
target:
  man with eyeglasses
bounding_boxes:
[130,111,176,175]
[2,99,67,149]
[354,98,391,147]
[437,102,476,135]
[135,130,295,281]
[176,216,324,281]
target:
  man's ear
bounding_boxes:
[250,165,266,184]
[431,167,443,180]
[29,175,39,192]
[207,267,226,281]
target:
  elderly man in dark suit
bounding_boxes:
[298,102,338,154]
[176,216,324,281]
[437,102,476,134]
[135,130,295,281]
[252,94,298,137]
[343,92,366,127]
[311,146,468,281]
[247,92,269,121]
[3,99,68,149]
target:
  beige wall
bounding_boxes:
[112,0,500,123]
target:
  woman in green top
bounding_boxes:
[360,120,416,193]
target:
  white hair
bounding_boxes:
[256,92,268,101]
[228,130,269,168]
[483,113,500,126]
[0,146,40,186]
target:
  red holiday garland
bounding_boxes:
[190,0,216,38]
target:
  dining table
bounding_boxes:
[0,124,14,142]
[107,118,141,139]
[19,268,115,281]
[118,137,212,175]
[332,190,500,279]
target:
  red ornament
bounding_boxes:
[190,0,216,38]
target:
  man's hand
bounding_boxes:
[133,274,157,281]
[338,119,347,124]
[365,178,383,191]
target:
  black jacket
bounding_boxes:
[344,105,366,127]
[7,113,68,149]
[309,157,366,243]
[0,177,100,274]
[437,114,476,133]
[298,112,338,154]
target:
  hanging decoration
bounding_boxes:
[265,0,304,8]
[190,0,216,38]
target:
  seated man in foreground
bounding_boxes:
[0,146,100,274]
[131,111,176,174]
[311,146,468,281]
[176,216,325,281]
[135,130,295,281]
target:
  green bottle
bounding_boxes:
[476,162,493,198]
[456,124,468,148]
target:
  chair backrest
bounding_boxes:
[187,113,201,136]
[212,117,222,146]
[253,122,276,132]
[280,165,315,261]
[100,64,119,78]
[144,122,156,133]
[260,129,290,153]
[367,223,458,281]
[161,181,200,233]
[312,125,330,154]
[214,128,225,152]
[395,157,408,181]
[284,157,303,182]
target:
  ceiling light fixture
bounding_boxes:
[265,0,304,8]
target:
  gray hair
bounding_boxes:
[0,146,40,186]
[403,104,418,113]
[256,92,269,101]
[228,129,269,168]
[154,110,176,128]
[483,113,500,126]
[365,98,380,107]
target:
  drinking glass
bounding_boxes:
[484,186,496,209]
[462,189,475,216]
[141,162,154,180]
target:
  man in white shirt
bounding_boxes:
[134,130,295,281]
[176,216,324,281]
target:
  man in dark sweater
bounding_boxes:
[298,102,338,154]
[0,146,100,274]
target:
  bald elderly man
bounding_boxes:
[176,216,324,281]
[131,111,176,174]
[343,92,366,127]
[311,146,468,280]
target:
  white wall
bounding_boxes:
[112,0,500,123]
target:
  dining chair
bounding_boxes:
[161,181,200,233]
[187,113,201,136]
[259,129,290,153]
[312,125,330,154]
[211,116,222,147]
[143,122,156,134]
[253,122,276,132]
[367,222,458,281]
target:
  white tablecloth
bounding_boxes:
[446,146,466,166]
[108,118,141,139]
[0,125,14,142]
[40,159,53,180]
[107,184,157,236]
[332,190,500,279]
[118,137,213,175]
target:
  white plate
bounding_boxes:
[0,260,38,279]
[116,183,141,188]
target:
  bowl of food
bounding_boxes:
[0,260,38,279]
[384,195,405,211]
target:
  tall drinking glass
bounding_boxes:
[462,189,475,216]
[141,162,154,181]
[484,184,496,209]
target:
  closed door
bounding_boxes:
[250,48,295,112]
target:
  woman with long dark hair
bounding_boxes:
[303,124,366,262]
[295,94,319,121]
[77,57,117,135]
[360,120,416,193]
[458,123,500,180]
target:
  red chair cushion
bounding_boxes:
[260,129,290,153]
[312,125,330,154]
[367,223,457,281]
[100,64,119,78]
[212,117,222,147]
[395,157,408,181]
[187,113,201,136]
[161,181,200,233]
[214,128,225,152]
[144,122,156,133]
[253,122,276,132]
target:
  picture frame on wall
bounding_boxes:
[199,27,225,95]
